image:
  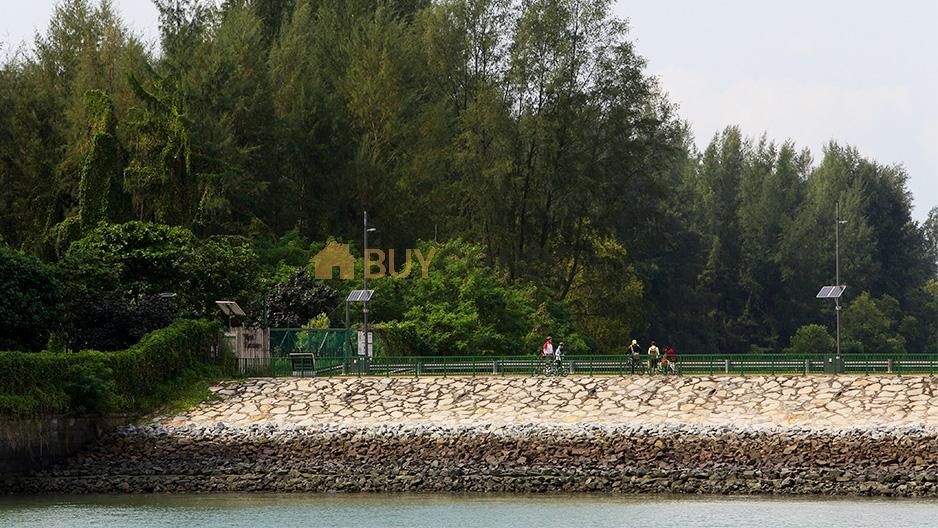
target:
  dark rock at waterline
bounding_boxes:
[5,422,938,497]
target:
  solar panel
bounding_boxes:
[816,286,846,299]
[215,300,246,316]
[346,290,374,302]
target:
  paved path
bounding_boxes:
[158,375,938,430]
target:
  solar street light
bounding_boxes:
[215,300,245,329]
[817,203,848,361]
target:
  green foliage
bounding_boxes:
[785,324,835,355]
[843,292,907,353]
[65,291,178,351]
[77,89,128,232]
[295,313,332,352]
[0,0,935,355]
[0,245,64,351]
[0,319,223,416]
[264,267,339,327]
[375,240,535,356]
[61,221,259,314]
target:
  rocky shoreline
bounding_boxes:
[6,422,938,497]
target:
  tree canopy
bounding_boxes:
[0,0,935,354]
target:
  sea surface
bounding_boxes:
[2,493,937,527]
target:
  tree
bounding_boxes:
[264,268,339,328]
[785,324,835,355]
[60,221,259,314]
[842,292,906,353]
[375,240,537,355]
[65,290,177,351]
[0,245,64,351]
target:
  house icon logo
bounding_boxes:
[312,241,355,280]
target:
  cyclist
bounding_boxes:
[554,341,565,375]
[541,336,554,374]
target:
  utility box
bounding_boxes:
[824,354,844,374]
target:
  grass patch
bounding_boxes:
[134,364,230,418]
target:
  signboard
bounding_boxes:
[357,331,374,357]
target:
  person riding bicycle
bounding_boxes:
[541,336,554,373]
[554,341,565,374]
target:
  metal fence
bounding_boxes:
[236,353,938,378]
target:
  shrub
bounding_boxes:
[785,324,836,355]
[371,240,534,356]
[0,245,64,351]
[0,319,223,416]
[65,291,178,351]
[264,268,339,327]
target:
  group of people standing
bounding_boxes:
[627,339,677,374]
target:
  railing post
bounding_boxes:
[887,358,893,374]
[724,359,730,374]
[804,359,810,375]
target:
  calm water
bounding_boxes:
[2,493,938,528]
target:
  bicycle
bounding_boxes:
[536,356,567,376]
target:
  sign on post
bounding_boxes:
[357,331,374,357]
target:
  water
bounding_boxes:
[2,493,938,528]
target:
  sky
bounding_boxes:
[1,0,936,221]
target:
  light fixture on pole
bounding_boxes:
[817,202,848,369]
[363,211,377,362]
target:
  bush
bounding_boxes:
[0,245,64,351]
[264,268,339,327]
[65,291,178,351]
[372,240,534,356]
[0,319,223,416]
[785,324,835,354]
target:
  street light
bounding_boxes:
[835,203,848,357]
[817,203,848,370]
[363,211,377,362]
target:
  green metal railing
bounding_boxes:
[236,353,938,378]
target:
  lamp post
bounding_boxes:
[835,202,847,357]
[363,211,376,361]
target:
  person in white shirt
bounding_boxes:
[542,336,554,358]
[542,336,554,373]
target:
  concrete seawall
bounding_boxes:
[0,416,127,474]
[7,375,938,496]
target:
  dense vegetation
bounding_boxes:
[0,319,225,416]
[0,0,936,355]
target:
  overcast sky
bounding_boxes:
[2,0,936,221]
